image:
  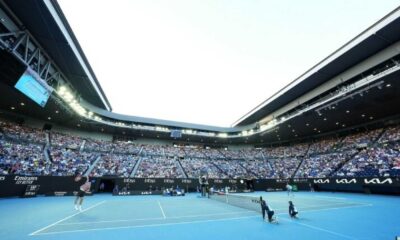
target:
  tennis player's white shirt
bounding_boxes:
[286,184,292,191]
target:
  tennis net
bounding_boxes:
[209,192,262,213]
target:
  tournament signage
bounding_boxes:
[164,179,175,184]
[0,175,399,197]
[123,178,136,183]
[181,179,192,184]
[335,178,357,184]
[313,179,330,184]
[14,176,38,185]
[22,185,40,198]
[363,178,393,185]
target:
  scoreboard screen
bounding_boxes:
[170,130,182,138]
[15,68,52,107]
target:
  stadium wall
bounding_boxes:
[0,176,399,198]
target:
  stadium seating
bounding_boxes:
[1,118,400,178]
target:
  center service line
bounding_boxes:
[158,201,167,219]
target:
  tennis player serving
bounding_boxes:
[74,173,91,212]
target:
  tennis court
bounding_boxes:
[1,191,399,240]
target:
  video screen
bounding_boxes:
[14,68,52,107]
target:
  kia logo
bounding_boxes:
[314,179,330,184]
[364,178,393,185]
[336,178,357,184]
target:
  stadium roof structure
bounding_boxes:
[0,0,400,145]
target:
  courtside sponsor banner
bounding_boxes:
[363,178,393,185]
[336,178,357,184]
[313,179,330,184]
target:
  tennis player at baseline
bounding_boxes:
[74,173,91,212]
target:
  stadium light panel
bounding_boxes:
[218,133,228,138]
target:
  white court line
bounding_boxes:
[30,215,260,236]
[280,217,359,240]
[33,203,373,236]
[58,203,370,227]
[58,210,255,225]
[29,200,106,236]
[157,201,166,219]
[314,196,347,200]
[29,201,373,236]
[276,203,373,216]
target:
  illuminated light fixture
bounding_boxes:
[346,110,350,113]
[47,117,51,120]
[55,110,59,114]
[361,114,365,118]
[342,124,346,127]
[260,125,269,132]
[314,128,317,131]
[218,133,228,138]
[185,129,193,134]
[10,106,15,110]
[77,124,81,127]
[323,118,327,121]
[306,123,309,126]
[369,116,374,120]
[386,83,391,87]
[20,102,25,106]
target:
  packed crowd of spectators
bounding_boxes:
[308,138,340,154]
[336,147,400,177]
[180,158,226,178]
[0,120,46,144]
[1,117,400,178]
[50,132,83,149]
[90,153,137,177]
[267,157,302,179]
[142,144,165,156]
[296,150,357,178]
[379,125,400,143]
[341,128,383,150]
[212,159,255,178]
[134,156,185,178]
[240,159,271,178]
[0,140,48,175]
[264,143,309,158]
[49,148,97,176]
[84,139,114,153]
[163,145,186,158]
[241,149,264,160]
[113,141,142,155]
